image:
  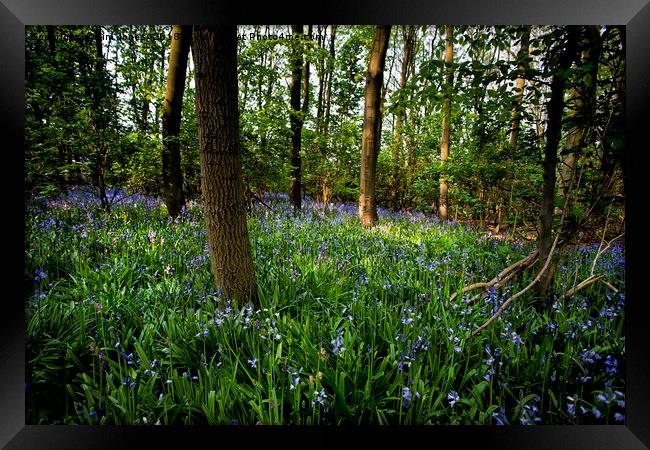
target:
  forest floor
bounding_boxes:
[25,187,625,425]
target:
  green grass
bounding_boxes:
[24,189,625,425]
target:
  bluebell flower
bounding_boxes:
[34,269,47,282]
[567,403,575,416]
[448,335,461,353]
[492,407,509,425]
[248,357,258,368]
[447,389,460,407]
[604,355,618,374]
[614,412,624,423]
[331,329,346,355]
[402,386,412,409]
[508,331,523,350]
[592,407,602,419]
[311,388,328,409]
[485,344,495,366]
[578,349,600,365]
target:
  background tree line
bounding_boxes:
[25,24,625,304]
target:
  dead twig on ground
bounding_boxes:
[449,249,539,305]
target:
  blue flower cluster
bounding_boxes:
[518,394,542,425]
[311,388,328,411]
[331,329,346,356]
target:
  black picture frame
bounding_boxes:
[5,0,649,447]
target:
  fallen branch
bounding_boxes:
[468,165,575,339]
[562,204,623,301]
[255,195,275,212]
[449,249,539,305]
[469,228,562,339]
[601,280,619,293]
[563,275,604,300]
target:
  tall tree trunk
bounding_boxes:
[314,26,335,208]
[289,25,305,209]
[142,49,155,133]
[315,26,326,135]
[193,25,259,306]
[497,27,531,233]
[405,27,419,184]
[258,48,275,170]
[438,25,454,222]
[162,25,191,217]
[302,26,313,200]
[559,26,601,199]
[535,27,579,303]
[46,26,69,187]
[302,25,312,117]
[600,26,625,196]
[390,25,416,209]
[359,25,391,227]
[92,26,110,211]
[324,25,337,136]
[155,45,167,140]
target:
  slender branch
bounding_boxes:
[601,280,619,293]
[469,157,576,339]
[469,228,564,339]
[252,192,274,212]
[449,249,539,303]
[562,230,624,301]
[563,275,604,300]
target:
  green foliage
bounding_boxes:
[26,25,624,232]
[26,194,625,425]
[25,25,173,203]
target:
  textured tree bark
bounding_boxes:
[535,27,579,303]
[359,25,391,227]
[438,25,453,222]
[193,25,259,306]
[289,25,304,210]
[390,25,416,209]
[162,25,191,217]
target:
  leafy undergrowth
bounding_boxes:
[25,188,625,425]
